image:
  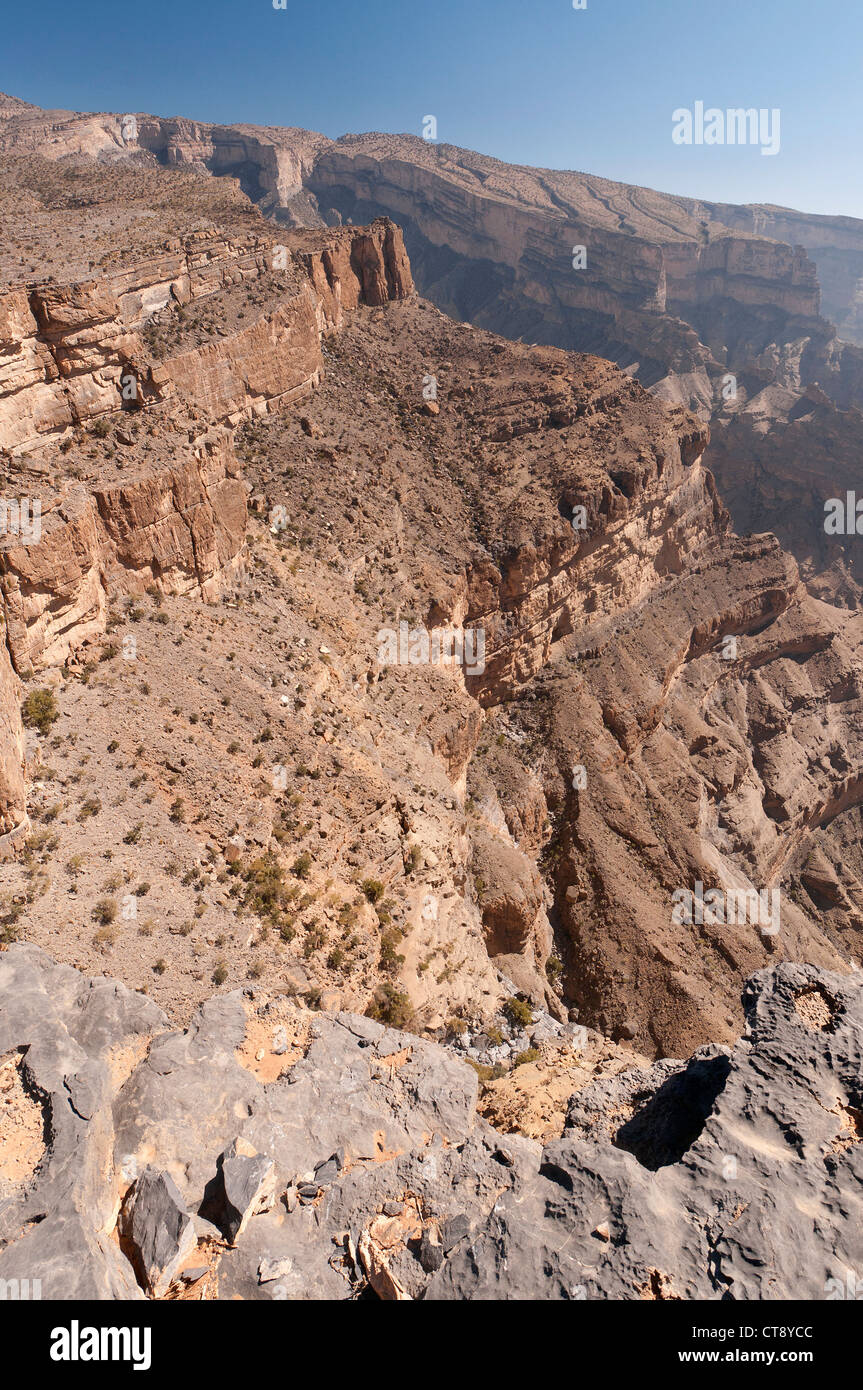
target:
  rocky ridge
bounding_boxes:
[0,944,859,1301]
[4,96,859,598]
[0,113,861,1104]
[0,150,862,1056]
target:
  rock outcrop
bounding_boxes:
[429,961,863,1300]
[0,945,859,1301]
[0,148,411,670]
[0,215,411,457]
[0,429,247,671]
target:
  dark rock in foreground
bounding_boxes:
[0,945,859,1300]
[428,963,863,1300]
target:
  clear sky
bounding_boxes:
[2,0,861,218]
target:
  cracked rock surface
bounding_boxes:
[429,963,863,1300]
[0,944,860,1300]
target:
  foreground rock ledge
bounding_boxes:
[0,944,859,1300]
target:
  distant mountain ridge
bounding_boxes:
[2,91,863,593]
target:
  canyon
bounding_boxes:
[4,93,863,600]
[0,92,861,1301]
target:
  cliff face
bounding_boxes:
[690,197,863,345]
[306,139,824,348]
[0,174,412,672]
[0,219,412,457]
[219,297,863,1055]
[0,96,862,1070]
[297,137,863,604]
[0,430,247,671]
[0,622,26,846]
[3,95,863,601]
[0,152,412,843]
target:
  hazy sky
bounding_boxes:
[3,0,861,218]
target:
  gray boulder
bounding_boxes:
[121,1167,196,1296]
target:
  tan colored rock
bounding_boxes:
[0,623,26,843]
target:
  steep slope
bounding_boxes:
[3,93,863,601]
[0,124,862,1067]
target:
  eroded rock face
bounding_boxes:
[0,217,411,457]
[429,961,863,1301]
[0,169,411,672]
[0,626,25,844]
[0,944,538,1300]
[0,946,857,1301]
[0,429,247,670]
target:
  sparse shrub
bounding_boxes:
[504,996,534,1029]
[366,983,414,1030]
[93,897,117,925]
[22,689,58,735]
[360,878,384,904]
[514,1048,540,1068]
[240,852,292,924]
[545,954,563,985]
[467,1060,508,1082]
[380,926,405,974]
[292,852,312,880]
[212,961,228,986]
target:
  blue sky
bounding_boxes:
[3,0,861,217]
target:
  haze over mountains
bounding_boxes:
[0,92,862,1303]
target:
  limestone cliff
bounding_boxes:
[0,621,26,846]
[0,196,412,670]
